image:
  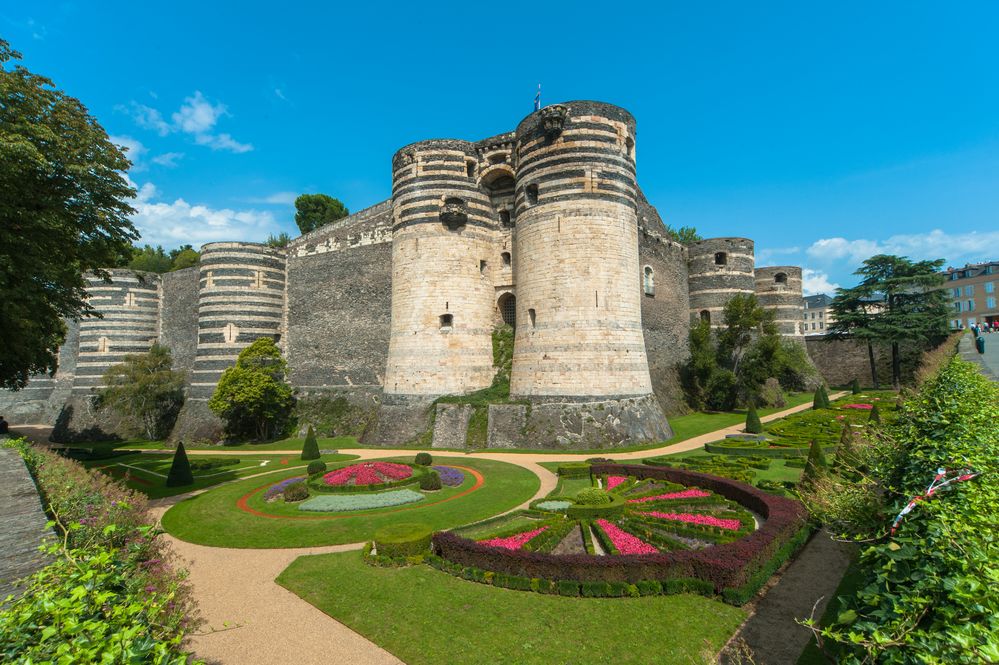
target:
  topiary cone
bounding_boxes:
[812,386,824,410]
[800,438,828,487]
[851,378,861,394]
[869,402,881,425]
[301,425,320,460]
[166,440,194,487]
[745,402,763,434]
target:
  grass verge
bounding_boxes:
[276,550,747,665]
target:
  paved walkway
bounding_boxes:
[0,444,52,601]
[7,394,843,663]
[960,332,999,381]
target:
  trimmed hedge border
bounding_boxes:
[431,464,809,604]
[703,442,836,458]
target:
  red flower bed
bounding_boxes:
[842,403,873,410]
[480,526,549,550]
[627,488,710,504]
[322,462,413,487]
[432,464,807,594]
[639,511,741,531]
[606,476,628,490]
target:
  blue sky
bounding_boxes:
[4,1,999,293]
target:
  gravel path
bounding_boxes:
[11,396,842,664]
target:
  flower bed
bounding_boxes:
[432,464,808,603]
[298,489,425,513]
[433,465,464,487]
[323,461,413,487]
[841,403,873,410]
[639,511,742,531]
[480,526,549,550]
[594,519,657,555]
[606,476,628,490]
[264,476,306,501]
[627,488,710,504]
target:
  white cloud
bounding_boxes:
[122,91,253,153]
[151,152,184,167]
[801,268,840,296]
[807,229,999,267]
[195,132,253,153]
[274,88,287,101]
[171,91,226,134]
[755,246,800,266]
[247,191,297,205]
[109,135,147,170]
[125,176,280,247]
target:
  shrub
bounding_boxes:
[850,378,861,394]
[283,480,309,502]
[705,368,738,412]
[556,463,591,478]
[166,441,194,487]
[301,425,320,460]
[306,460,327,476]
[799,439,828,487]
[420,471,443,491]
[745,403,763,434]
[374,523,433,558]
[868,402,881,424]
[812,385,829,409]
[414,452,433,466]
[188,457,239,472]
[575,487,612,505]
[759,377,785,408]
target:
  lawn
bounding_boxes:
[85,452,356,499]
[276,550,747,665]
[161,456,540,548]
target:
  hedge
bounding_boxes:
[556,463,591,478]
[432,464,808,603]
[373,522,433,558]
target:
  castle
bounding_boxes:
[1,101,807,448]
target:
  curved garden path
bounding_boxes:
[16,393,844,664]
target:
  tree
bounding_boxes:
[266,232,291,248]
[665,225,702,245]
[294,194,348,234]
[0,40,138,389]
[745,402,763,434]
[718,294,775,375]
[827,254,950,389]
[128,245,173,273]
[208,338,294,440]
[98,344,185,439]
[301,425,319,460]
[166,441,194,487]
[169,247,200,270]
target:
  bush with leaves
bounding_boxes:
[812,385,830,409]
[745,403,763,434]
[868,402,881,425]
[166,441,194,487]
[306,460,327,476]
[850,378,861,394]
[283,481,309,502]
[98,344,185,439]
[804,357,999,663]
[208,338,294,441]
[419,471,442,491]
[414,452,433,466]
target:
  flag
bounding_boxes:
[534,84,541,111]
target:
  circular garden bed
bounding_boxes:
[431,464,808,604]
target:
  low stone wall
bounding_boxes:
[0,444,52,599]
[431,404,474,448]
[804,336,925,387]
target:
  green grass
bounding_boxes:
[63,434,364,452]
[161,456,540,548]
[84,452,357,499]
[797,557,864,664]
[277,550,747,665]
[547,475,594,498]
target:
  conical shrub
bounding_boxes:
[301,425,320,461]
[869,402,881,425]
[745,402,763,434]
[850,378,861,394]
[166,441,194,487]
[835,424,860,475]
[800,439,828,487]
[812,385,829,410]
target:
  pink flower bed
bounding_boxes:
[595,519,657,554]
[606,476,628,490]
[480,526,549,550]
[640,511,742,531]
[842,403,873,410]
[322,461,413,487]
[627,488,710,504]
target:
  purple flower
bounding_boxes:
[264,476,306,500]
[432,466,464,487]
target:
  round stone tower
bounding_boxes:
[382,139,497,396]
[190,242,287,398]
[73,270,161,393]
[755,266,804,336]
[509,101,656,401]
[687,237,756,327]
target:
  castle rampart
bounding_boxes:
[687,237,756,326]
[754,266,804,336]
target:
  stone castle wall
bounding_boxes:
[687,237,755,326]
[754,266,804,337]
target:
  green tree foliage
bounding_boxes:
[681,294,815,410]
[301,425,320,460]
[827,254,950,389]
[166,441,194,487]
[98,343,185,439]
[294,193,349,234]
[664,225,702,245]
[265,232,292,248]
[128,244,200,273]
[0,40,138,390]
[745,402,763,434]
[208,337,294,440]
